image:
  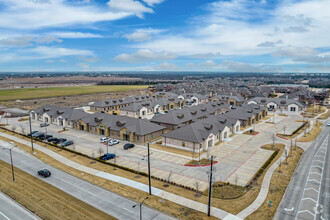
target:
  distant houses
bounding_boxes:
[247,97,306,113]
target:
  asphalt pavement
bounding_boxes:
[0,141,174,220]
[274,121,330,220]
[0,191,40,220]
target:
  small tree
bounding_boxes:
[167,171,173,183]
[272,133,276,148]
[284,149,288,164]
[19,124,25,134]
[73,143,76,156]
[193,181,202,197]
[234,173,239,186]
[11,125,17,131]
[278,159,282,173]
[283,125,287,135]
[98,146,104,157]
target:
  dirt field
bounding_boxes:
[2,88,149,110]
[0,76,142,89]
[0,85,148,101]
[246,145,304,220]
[0,160,114,220]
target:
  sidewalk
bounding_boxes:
[0,132,231,220]
[236,143,290,219]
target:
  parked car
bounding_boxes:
[110,139,119,145]
[123,143,135,150]
[99,153,116,161]
[60,140,73,147]
[31,132,41,137]
[27,131,38,136]
[47,137,58,142]
[34,132,45,138]
[100,137,110,143]
[40,123,49,127]
[52,138,66,144]
[327,122,330,126]
[38,169,51,178]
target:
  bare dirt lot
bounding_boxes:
[0,160,114,220]
[2,87,149,110]
[0,76,142,89]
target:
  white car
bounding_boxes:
[108,139,119,146]
[100,137,110,143]
[327,122,330,127]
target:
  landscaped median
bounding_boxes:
[297,121,324,142]
[184,158,218,167]
[276,120,309,140]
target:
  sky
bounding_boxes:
[0,0,330,73]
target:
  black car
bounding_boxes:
[60,140,73,147]
[47,137,58,142]
[51,138,66,145]
[34,132,45,139]
[38,169,51,178]
[27,131,38,136]
[40,123,49,127]
[123,143,135,150]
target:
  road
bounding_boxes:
[274,121,330,220]
[0,141,174,220]
[0,191,40,220]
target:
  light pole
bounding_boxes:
[132,197,149,220]
[206,155,216,216]
[2,142,17,182]
[28,113,34,152]
[147,143,152,195]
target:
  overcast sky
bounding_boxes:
[0,0,329,72]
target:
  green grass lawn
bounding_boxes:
[0,85,148,101]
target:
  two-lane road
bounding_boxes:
[275,122,330,220]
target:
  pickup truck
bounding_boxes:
[99,153,116,161]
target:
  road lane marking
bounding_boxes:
[0,211,10,220]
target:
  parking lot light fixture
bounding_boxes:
[3,142,17,182]
[28,113,34,152]
[132,197,149,220]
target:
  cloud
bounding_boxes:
[0,35,62,47]
[30,46,94,59]
[199,60,220,68]
[79,56,99,63]
[273,46,318,58]
[257,40,283,47]
[49,32,103,39]
[154,63,180,71]
[114,49,177,63]
[134,0,330,59]
[142,0,164,7]
[124,28,163,42]
[283,14,313,33]
[45,60,54,63]
[0,0,142,29]
[0,36,34,47]
[107,0,153,18]
[77,62,90,69]
[222,60,281,72]
[190,52,222,59]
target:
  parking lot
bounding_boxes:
[5,114,297,190]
